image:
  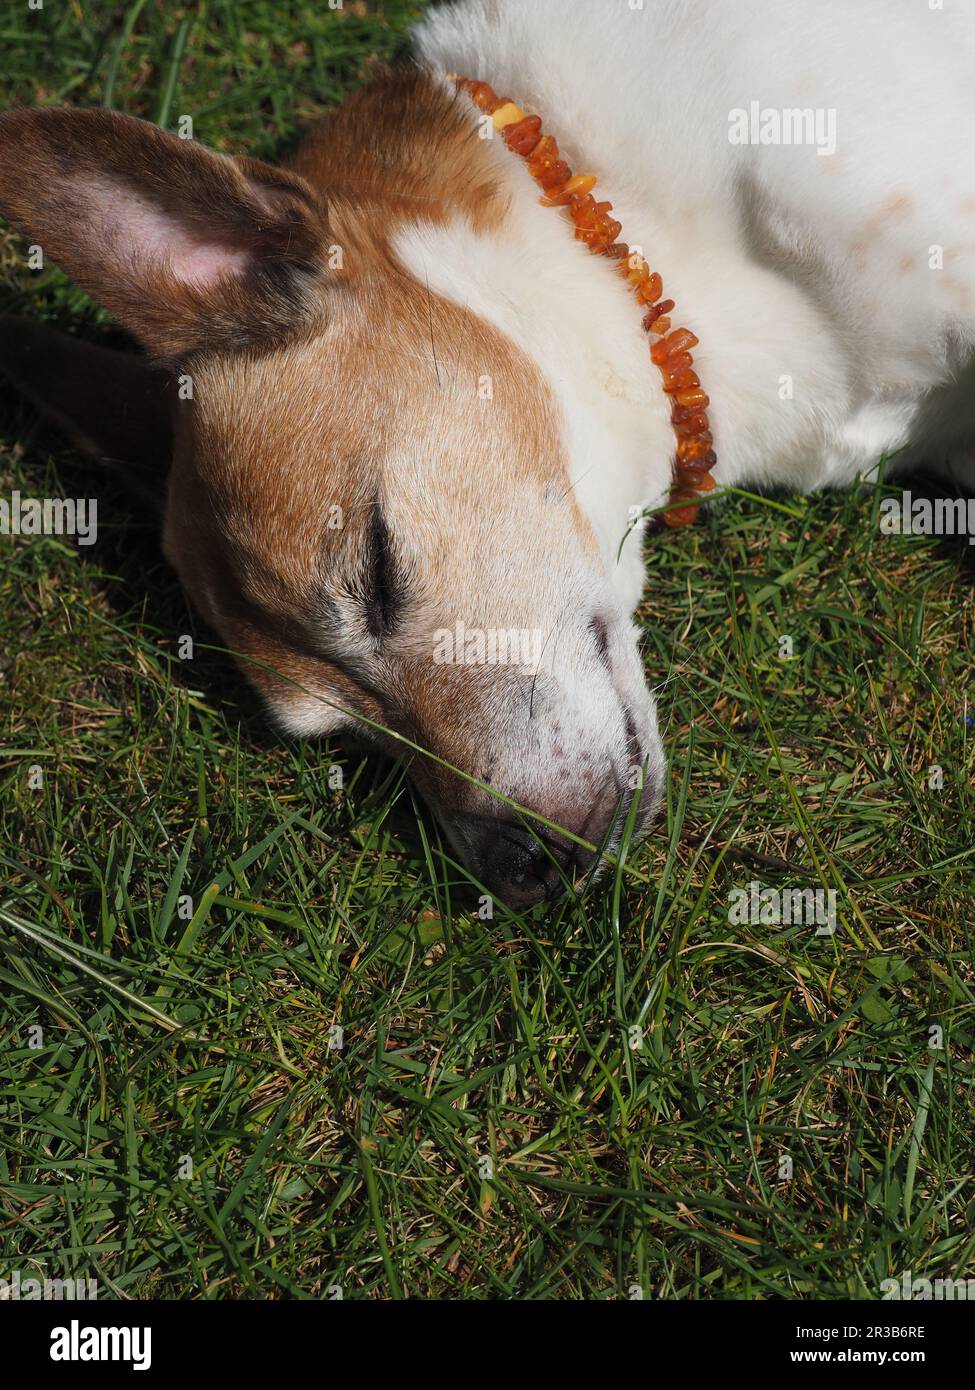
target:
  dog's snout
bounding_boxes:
[456,750,662,906]
[477,820,589,908]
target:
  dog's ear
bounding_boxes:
[0,108,328,358]
[0,317,174,499]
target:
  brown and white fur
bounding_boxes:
[2,0,974,905]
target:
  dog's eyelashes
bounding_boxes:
[364,506,399,641]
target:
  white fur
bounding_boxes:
[413,0,975,562]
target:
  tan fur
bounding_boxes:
[0,107,329,358]
[164,275,593,795]
[286,65,507,243]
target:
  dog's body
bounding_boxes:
[415,0,975,520]
[1,0,974,903]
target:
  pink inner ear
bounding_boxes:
[172,239,252,289]
[96,179,252,290]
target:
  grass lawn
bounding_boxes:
[1,0,973,1300]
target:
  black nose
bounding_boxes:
[479,822,593,908]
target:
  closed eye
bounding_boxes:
[364,505,400,640]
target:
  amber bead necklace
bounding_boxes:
[457,77,716,528]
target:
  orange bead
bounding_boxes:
[664,327,700,354]
[662,499,700,529]
[504,114,542,154]
[492,101,525,130]
[642,299,675,330]
[565,173,597,196]
[666,350,693,373]
[578,225,620,253]
[641,271,663,302]
[536,160,571,189]
[466,81,501,113]
[675,467,705,489]
[590,231,621,255]
[679,455,715,475]
[527,134,557,164]
[674,415,709,438]
[527,137,571,188]
[569,193,597,224]
[676,435,711,462]
[544,174,598,205]
[650,316,671,335]
[676,388,710,408]
[662,368,701,393]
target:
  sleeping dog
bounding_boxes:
[1,0,973,905]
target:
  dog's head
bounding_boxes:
[0,83,664,905]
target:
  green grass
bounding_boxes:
[2,0,974,1301]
